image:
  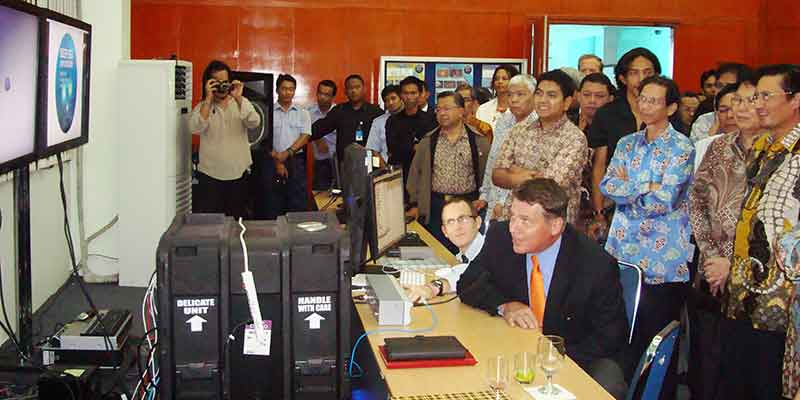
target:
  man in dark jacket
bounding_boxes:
[458,178,628,399]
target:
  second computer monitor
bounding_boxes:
[369,168,406,259]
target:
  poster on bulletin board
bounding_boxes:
[378,56,527,108]
[434,64,473,96]
[386,62,425,85]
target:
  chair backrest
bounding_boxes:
[618,261,642,344]
[625,320,681,400]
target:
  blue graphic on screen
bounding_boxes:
[55,33,77,133]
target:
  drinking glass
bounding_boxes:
[486,355,508,397]
[537,335,565,395]
[514,351,536,384]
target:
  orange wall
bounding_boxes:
[760,0,800,65]
[132,0,773,106]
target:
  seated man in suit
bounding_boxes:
[458,178,628,399]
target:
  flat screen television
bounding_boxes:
[0,0,41,174]
[37,9,91,157]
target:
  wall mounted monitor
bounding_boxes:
[38,10,91,157]
[0,0,40,174]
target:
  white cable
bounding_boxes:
[239,217,249,272]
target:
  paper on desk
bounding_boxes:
[524,384,577,400]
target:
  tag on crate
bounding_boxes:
[243,320,272,356]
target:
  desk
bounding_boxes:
[314,191,613,399]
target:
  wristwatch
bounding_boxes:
[430,279,444,297]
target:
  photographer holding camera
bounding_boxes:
[189,60,261,218]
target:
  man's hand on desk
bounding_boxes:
[406,284,436,303]
[499,301,540,330]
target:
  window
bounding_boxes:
[547,24,675,81]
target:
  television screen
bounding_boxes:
[41,16,90,156]
[0,2,39,173]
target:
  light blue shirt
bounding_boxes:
[365,112,391,161]
[308,103,336,159]
[526,236,561,297]
[600,124,694,284]
[273,102,311,153]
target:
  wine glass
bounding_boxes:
[537,335,565,396]
[514,351,536,384]
[486,355,508,398]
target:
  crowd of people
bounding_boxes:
[190,49,800,399]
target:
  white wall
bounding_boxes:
[0,0,130,347]
[80,0,131,276]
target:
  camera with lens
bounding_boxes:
[214,80,233,94]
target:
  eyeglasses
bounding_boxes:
[753,90,794,103]
[717,106,734,114]
[636,95,666,106]
[435,106,462,113]
[731,95,757,107]
[443,215,476,227]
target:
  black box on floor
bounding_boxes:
[157,212,350,400]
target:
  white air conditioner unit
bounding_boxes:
[117,60,192,287]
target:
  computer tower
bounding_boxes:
[157,211,350,400]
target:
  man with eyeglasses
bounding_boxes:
[588,48,686,241]
[719,64,800,400]
[687,79,762,400]
[690,63,754,141]
[691,85,740,166]
[405,196,485,302]
[406,91,489,253]
[600,76,694,395]
[458,178,628,399]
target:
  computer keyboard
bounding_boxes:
[398,270,426,287]
[382,258,450,271]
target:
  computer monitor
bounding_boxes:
[37,10,91,157]
[340,143,374,271]
[0,0,40,174]
[369,168,406,259]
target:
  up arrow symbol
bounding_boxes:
[304,313,325,330]
[186,315,207,332]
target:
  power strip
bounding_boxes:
[365,274,412,326]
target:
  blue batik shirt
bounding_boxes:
[600,124,695,284]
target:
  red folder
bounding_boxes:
[378,345,478,369]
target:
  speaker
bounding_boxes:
[230,71,274,150]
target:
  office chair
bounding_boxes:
[618,261,643,344]
[626,320,681,400]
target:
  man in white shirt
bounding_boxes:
[406,196,484,302]
[365,85,403,163]
[266,73,311,218]
[309,80,337,190]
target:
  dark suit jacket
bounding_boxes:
[457,221,628,369]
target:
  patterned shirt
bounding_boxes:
[726,124,800,332]
[466,115,493,143]
[600,124,694,284]
[690,112,716,143]
[432,127,476,194]
[779,224,800,398]
[689,132,755,280]
[478,112,537,218]
[494,115,588,224]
